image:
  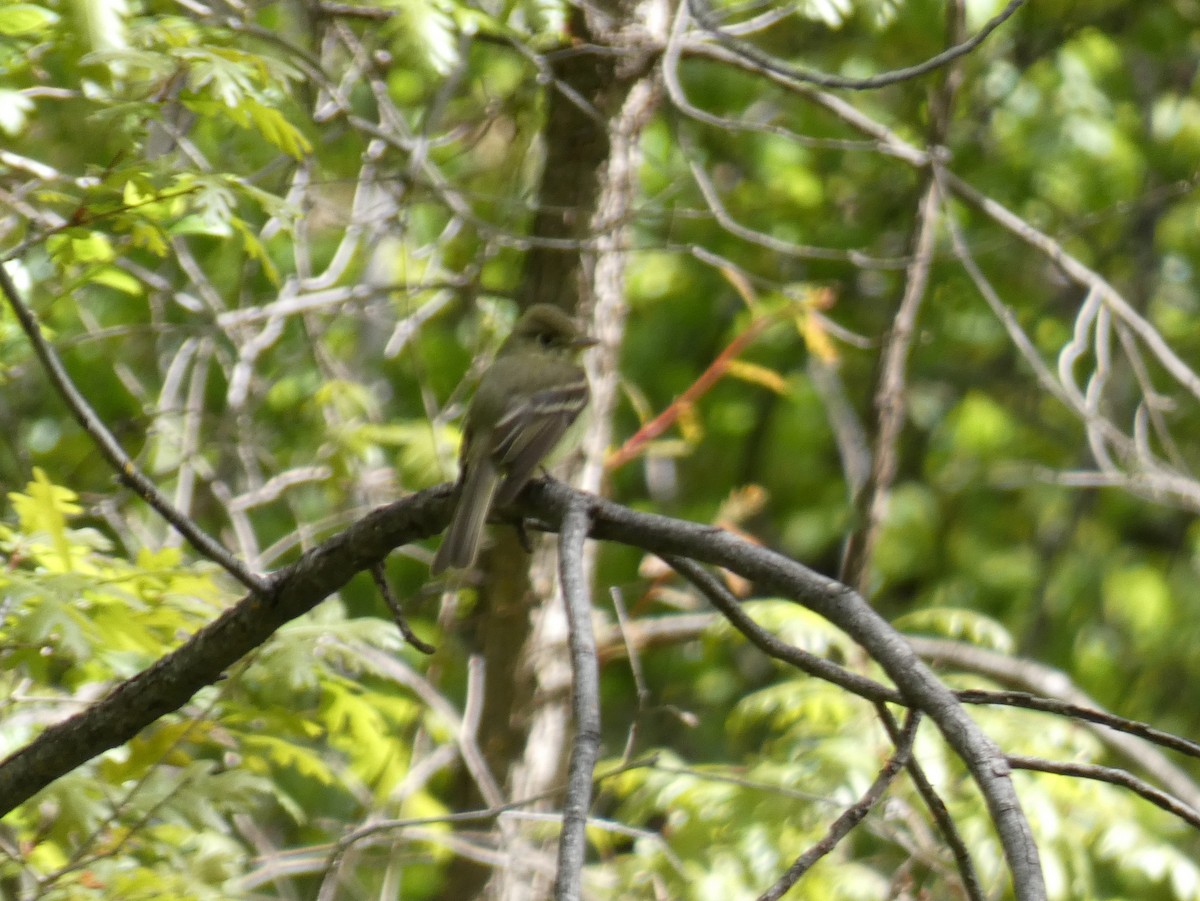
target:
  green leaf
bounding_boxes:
[357,420,458,484]
[48,230,115,265]
[389,0,458,75]
[89,266,144,296]
[895,606,1015,653]
[242,98,312,160]
[0,4,58,36]
[8,469,81,571]
[184,96,311,160]
[241,733,338,787]
[231,218,279,285]
[129,220,170,256]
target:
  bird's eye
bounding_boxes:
[538,332,554,347]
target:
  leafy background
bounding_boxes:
[3,0,1200,897]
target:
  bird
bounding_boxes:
[431,304,596,574]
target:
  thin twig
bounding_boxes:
[840,177,942,591]
[608,310,783,471]
[662,555,900,705]
[876,704,985,901]
[960,690,1200,761]
[913,635,1200,811]
[687,0,1027,92]
[681,140,906,269]
[0,261,265,593]
[610,587,650,764]
[758,711,920,901]
[941,168,1200,403]
[1009,756,1200,830]
[369,564,437,654]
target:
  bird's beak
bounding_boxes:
[574,336,599,349]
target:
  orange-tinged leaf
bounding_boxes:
[715,484,769,525]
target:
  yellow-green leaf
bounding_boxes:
[8,469,80,571]
[724,359,789,395]
[90,266,144,296]
[0,4,59,36]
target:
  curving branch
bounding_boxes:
[664,555,898,705]
[532,482,1045,900]
[687,0,1027,92]
[912,636,1200,811]
[0,479,1046,898]
[637,568,987,899]
[1009,755,1200,830]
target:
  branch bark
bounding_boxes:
[553,497,600,901]
[0,481,1047,900]
[522,480,1047,901]
[0,484,453,816]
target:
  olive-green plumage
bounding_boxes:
[431,305,595,574]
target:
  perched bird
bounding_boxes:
[431,304,595,574]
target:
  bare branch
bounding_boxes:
[0,262,266,593]
[876,704,986,901]
[681,143,907,269]
[841,178,941,590]
[369,564,437,655]
[687,0,1027,92]
[913,636,1200,811]
[525,481,1046,900]
[1009,755,1200,830]
[554,497,601,901]
[758,711,920,901]
[609,587,652,764]
[942,169,1200,404]
[664,555,899,705]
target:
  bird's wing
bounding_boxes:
[491,375,590,506]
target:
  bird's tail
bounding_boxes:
[431,458,499,574]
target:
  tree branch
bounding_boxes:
[686,0,1026,92]
[912,635,1200,811]
[553,496,600,901]
[1009,755,1200,830]
[663,555,900,705]
[0,484,454,816]
[523,480,1046,901]
[876,703,985,901]
[0,262,266,593]
[840,176,942,591]
[758,711,920,901]
[0,479,1047,900]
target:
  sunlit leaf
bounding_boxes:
[0,3,58,36]
[0,88,33,134]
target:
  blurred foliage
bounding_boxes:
[3,0,1200,897]
[0,471,445,898]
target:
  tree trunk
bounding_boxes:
[444,3,664,898]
